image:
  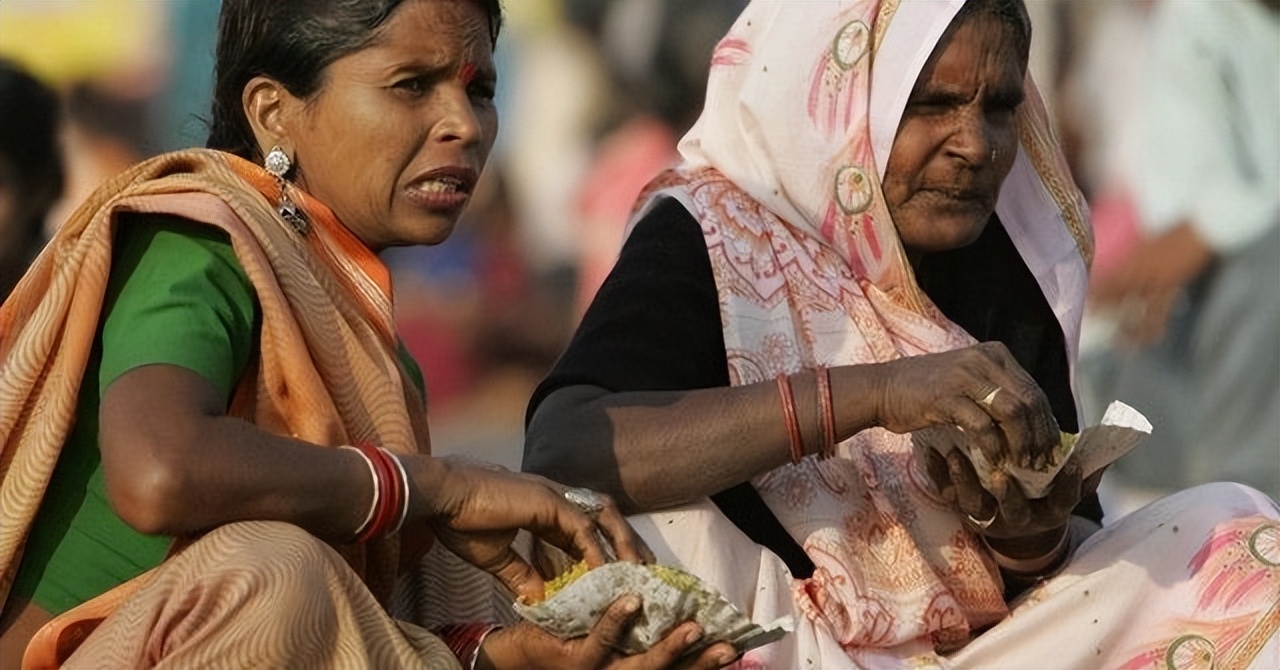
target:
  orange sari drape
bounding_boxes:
[0,149,432,664]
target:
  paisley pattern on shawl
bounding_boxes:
[628,0,1081,653]
[665,168,1006,651]
[629,0,1059,655]
[618,1,1280,667]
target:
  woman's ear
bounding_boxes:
[242,76,298,159]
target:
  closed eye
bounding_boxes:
[985,90,1025,114]
[906,91,968,116]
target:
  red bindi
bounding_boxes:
[459,63,477,86]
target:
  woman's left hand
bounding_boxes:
[477,595,738,670]
[406,455,654,604]
[915,426,1102,542]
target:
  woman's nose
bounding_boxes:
[944,108,992,166]
[431,87,483,146]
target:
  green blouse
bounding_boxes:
[10,214,423,614]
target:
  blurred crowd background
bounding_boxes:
[2,0,1276,514]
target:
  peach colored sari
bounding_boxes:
[621,1,1280,667]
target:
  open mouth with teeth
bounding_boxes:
[403,173,474,216]
[417,176,466,193]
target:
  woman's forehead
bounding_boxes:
[915,12,1027,91]
[364,0,494,61]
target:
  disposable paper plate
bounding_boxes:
[515,561,792,656]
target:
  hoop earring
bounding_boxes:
[264,145,309,235]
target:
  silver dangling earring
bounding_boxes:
[991,148,998,162]
[264,145,309,235]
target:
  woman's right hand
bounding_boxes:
[868,341,1060,472]
[477,595,738,670]
[404,455,654,604]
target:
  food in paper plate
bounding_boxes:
[516,560,792,656]
[914,400,1152,498]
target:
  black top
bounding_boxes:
[528,197,1102,579]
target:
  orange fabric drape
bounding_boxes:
[0,148,431,660]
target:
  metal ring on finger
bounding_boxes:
[979,386,1002,408]
[563,486,607,519]
[564,487,617,561]
[965,509,997,531]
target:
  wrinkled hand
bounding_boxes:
[478,596,738,670]
[406,455,654,603]
[914,426,1102,541]
[874,341,1060,472]
[1089,222,1214,345]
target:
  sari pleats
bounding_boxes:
[61,522,457,670]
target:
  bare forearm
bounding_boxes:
[156,420,374,536]
[97,364,443,540]
[526,383,792,513]
[102,413,376,538]
[524,367,883,514]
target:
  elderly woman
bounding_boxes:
[524,0,1280,667]
[0,1,738,669]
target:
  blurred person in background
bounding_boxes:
[1077,0,1280,508]
[0,0,168,240]
[570,0,745,316]
[498,0,610,344]
[45,82,153,232]
[0,1,737,668]
[0,59,64,303]
[1054,0,1156,204]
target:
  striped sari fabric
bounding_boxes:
[1,149,456,668]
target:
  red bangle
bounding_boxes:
[815,366,836,459]
[353,442,406,542]
[373,447,401,538]
[372,446,405,538]
[434,622,502,670]
[776,373,805,464]
[387,451,411,534]
[353,442,390,542]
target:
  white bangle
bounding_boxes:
[342,445,379,538]
[469,625,502,670]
